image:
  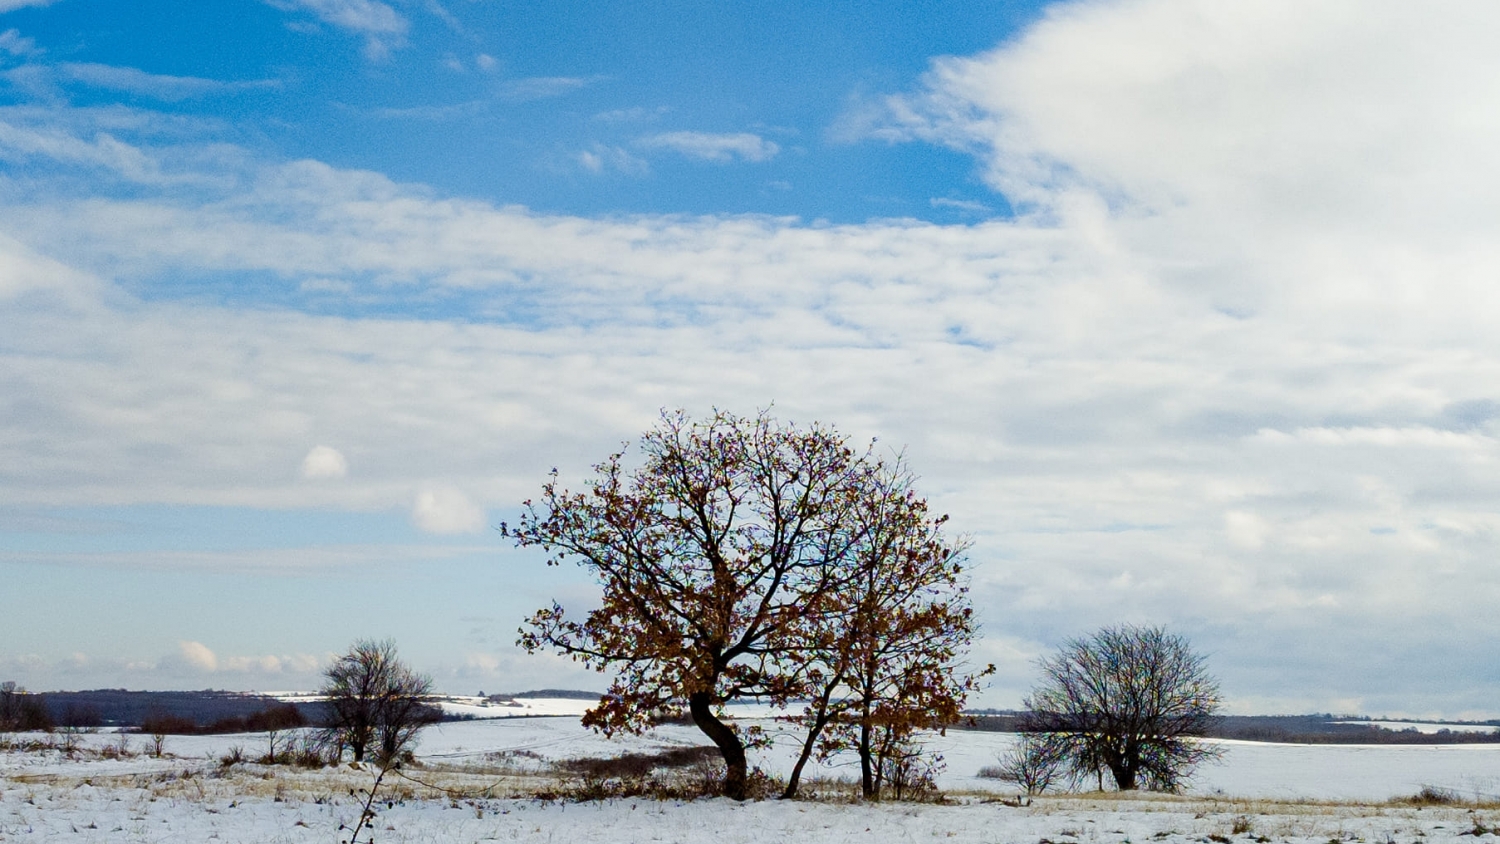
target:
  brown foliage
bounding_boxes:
[509,409,989,801]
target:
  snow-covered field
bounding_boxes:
[6,712,1500,843]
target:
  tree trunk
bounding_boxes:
[782,682,841,799]
[783,713,831,798]
[1110,761,1137,790]
[689,691,748,800]
[858,720,875,798]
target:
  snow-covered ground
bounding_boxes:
[1335,720,1499,735]
[6,717,1500,843]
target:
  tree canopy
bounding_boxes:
[509,409,987,800]
[1023,624,1221,791]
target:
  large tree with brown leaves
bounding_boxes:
[509,409,982,800]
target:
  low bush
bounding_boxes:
[553,746,758,800]
[1398,785,1463,806]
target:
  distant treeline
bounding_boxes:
[0,689,465,735]
[1209,714,1500,744]
[137,702,309,736]
[958,711,1500,744]
[504,689,606,701]
[27,690,325,732]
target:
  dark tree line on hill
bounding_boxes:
[137,703,308,736]
[960,712,1500,745]
[0,687,325,733]
[0,681,446,743]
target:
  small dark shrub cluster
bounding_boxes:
[554,746,758,800]
[557,745,718,780]
[1399,785,1464,806]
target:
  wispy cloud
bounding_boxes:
[638,130,779,163]
[495,75,593,102]
[594,105,669,124]
[577,142,648,175]
[60,63,279,101]
[0,28,38,56]
[0,0,61,12]
[268,0,408,60]
[930,196,992,214]
[358,99,485,121]
[0,119,171,183]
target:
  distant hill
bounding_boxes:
[506,689,605,701]
[33,690,323,729]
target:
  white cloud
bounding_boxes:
[178,640,217,671]
[170,644,321,676]
[412,486,486,534]
[496,76,593,102]
[58,63,278,101]
[269,0,408,60]
[301,445,349,479]
[577,143,649,176]
[362,99,484,121]
[0,28,38,55]
[594,105,669,124]
[475,53,497,72]
[0,232,99,301]
[929,197,992,214]
[1224,510,1269,550]
[638,131,779,163]
[277,0,404,34]
[0,0,59,11]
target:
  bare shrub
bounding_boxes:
[100,732,134,759]
[982,733,1069,800]
[554,746,737,800]
[1397,785,1463,806]
[874,735,942,802]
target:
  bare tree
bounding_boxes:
[321,639,436,764]
[510,409,894,800]
[1023,625,1222,791]
[375,663,438,763]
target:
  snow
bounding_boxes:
[8,720,1500,843]
[272,693,599,720]
[1335,720,1499,735]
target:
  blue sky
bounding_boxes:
[5,0,1500,717]
[3,0,1028,223]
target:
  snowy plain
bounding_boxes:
[5,705,1500,843]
